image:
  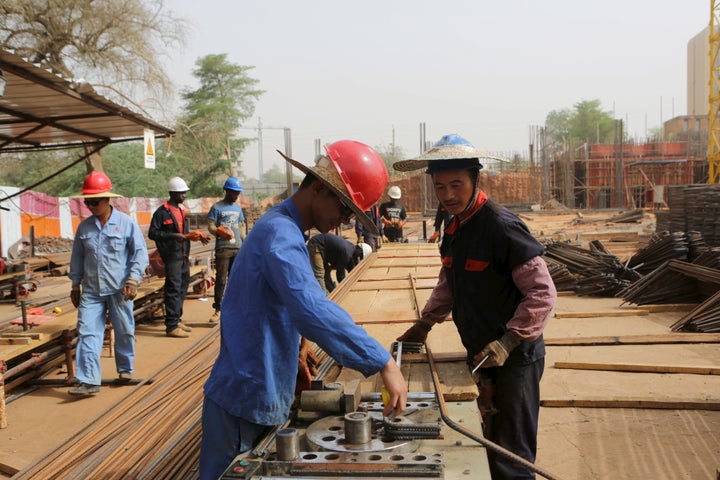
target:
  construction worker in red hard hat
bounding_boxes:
[149,177,210,338]
[67,171,148,396]
[199,140,408,480]
[394,134,557,480]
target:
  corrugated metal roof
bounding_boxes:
[0,49,174,153]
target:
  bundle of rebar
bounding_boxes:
[662,184,720,247]
[13,328,219,479]
[543,257,577,292]
[606,208,645,223]
[670,288,720,332]
[618,259,720,306]
[626,231,689,275]
[543,240,639,296]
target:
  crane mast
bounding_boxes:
[708,0,720,183]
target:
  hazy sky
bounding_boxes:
[165,0,707,180]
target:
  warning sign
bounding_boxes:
[144,129,156,169]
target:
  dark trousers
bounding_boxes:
[479,358,544,480]
[384,226,403,242]
[213,249,237,311]
[162,256,189,333]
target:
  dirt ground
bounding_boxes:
[1,209,719,479]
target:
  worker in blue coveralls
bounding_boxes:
[395,134,557,480]
[199,140,408,480]
[149,176,209,338]
[207,176,245,322]
[68,171,148,396]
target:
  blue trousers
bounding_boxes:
[75,291,135,385]
[162,256,189,332]
[199,396,271,480]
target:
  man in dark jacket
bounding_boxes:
[395,134,556,480]
[149,177,209,338]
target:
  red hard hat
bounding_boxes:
[81,171,114,195]
[324,140,388,211]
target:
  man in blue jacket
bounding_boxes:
[199,141,408,480]
[68,171,148,395]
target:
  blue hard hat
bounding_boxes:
[223,176,243,192]
[393,133,486,172]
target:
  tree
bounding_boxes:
[373,143,407,176]
[0,0,186,114]
[170,54,264,197]
[545,99,615,145]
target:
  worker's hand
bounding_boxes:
[295,338,320,396]
[215,225,234,240]
[476,331,522,368]
[396,320,432,343]
[428,231,440,243]
[379,357,408,417]
[186,230,210,245]
[123,279,139,301]
[70,285,81,308]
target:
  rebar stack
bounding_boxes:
[618,259,720,306]
[543,240,639,296]
[13,328,219,479]
[626,231,689,275]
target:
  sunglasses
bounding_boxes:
[84,199,102,207]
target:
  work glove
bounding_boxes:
[215,225,234,240]
[475,331,522,368]
[396,320,432,343]
[186,230,210,245]
[123,279,139,301]
[70,285,81,308]
[428,231,440,243]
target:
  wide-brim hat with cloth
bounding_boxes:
[392,133,487,174]
[277,140,389,236]
[73,171,123,198]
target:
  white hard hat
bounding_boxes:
[388,186,402,199]
[359,242,372,259]
[168,176,190,192]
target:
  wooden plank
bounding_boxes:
[554,309,649,318]
[0,337,33,345]
[545,333,720,346]
[540,397,720,410]
[631,304,695,313]
[554,361,720,375]
[1,333,46,340]
[0,451,26,475]
[353,311,418,324]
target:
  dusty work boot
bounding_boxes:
[178,321,193,332]
[69,383,100,395]
[209,310,220,323]
[117,372,133,383]
[166,327,189,338]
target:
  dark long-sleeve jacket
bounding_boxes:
[148,202,190,260]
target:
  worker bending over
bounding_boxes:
[307,232,370,294]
